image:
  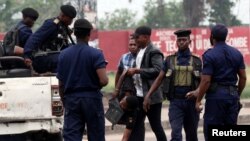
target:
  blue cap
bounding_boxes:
[211,23,228,40]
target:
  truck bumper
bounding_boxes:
[0,118,63,135]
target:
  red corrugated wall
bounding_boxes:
[1,26,250,71]
[99,31,130,71]
[99,26,250,71]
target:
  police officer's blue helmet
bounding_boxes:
[22,8,39,20]
[60,5,77,19]
[211,23,228,41]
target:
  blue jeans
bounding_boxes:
[63,96,105,141]
[169,99,199,141]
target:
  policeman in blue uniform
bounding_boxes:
[144,29,202,141]
[16,8,39,55]
[57,19,108,141]
[2,7,39,56]
[193,24,247,141]
[24,5,76,73]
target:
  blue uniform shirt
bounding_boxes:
[24,18,59,58]
[17,21,32,47]
[162,49,193,96]
[202,42,245,99]
[57,43,107,99]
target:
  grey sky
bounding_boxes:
[98,0,250,24]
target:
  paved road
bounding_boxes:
[81,99,250,141]
[83,129,205,141]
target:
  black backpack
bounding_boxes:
[2,24,26,56]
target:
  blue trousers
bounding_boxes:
[32,53,59,73]
[63,96,105,141]
[203,99,239,141]
[169,99,199,141]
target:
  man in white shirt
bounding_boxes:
[127,26,167,141]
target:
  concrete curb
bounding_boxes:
[105,114,250,134]
[105,100,250,134]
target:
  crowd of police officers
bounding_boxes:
[1,3,247,141]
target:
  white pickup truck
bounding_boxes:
[0,56,63,141]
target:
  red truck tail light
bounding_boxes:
[51,85,63,117]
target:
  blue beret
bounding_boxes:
[134,26,152,36]
[22,8,39,20]
[174,29,191,37]
[211,23,228,39]
[74,19,93,29]
[60,5,77,19]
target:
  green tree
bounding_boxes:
[207,0,241,26]
[0,0,20,32]
[0,0,63,32]
[98,8,137,30]
[142,0,185,28]
[183,0,206,27]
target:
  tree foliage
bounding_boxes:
[206,0,241,26]
[98,8,137,30]
[65,0,97,19]
[0,0,242,32]
[0,0,63,32]
[183,0,206,27]
[142,0,185,28]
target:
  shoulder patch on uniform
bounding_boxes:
[53,18,60,24]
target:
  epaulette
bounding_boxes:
[53,18,60,24]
